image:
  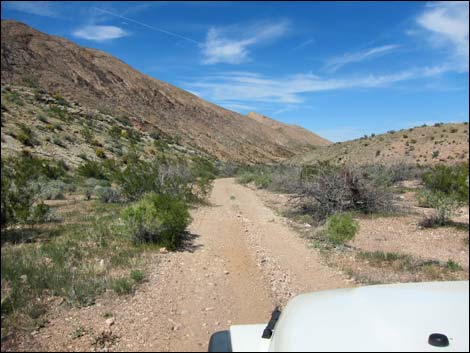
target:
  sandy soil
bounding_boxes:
[13,178,349,352]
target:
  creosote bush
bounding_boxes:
[121,192,191,250]
[325,213,359,245]
[422,163,469,203]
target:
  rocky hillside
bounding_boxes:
[1,20,327,163]
[246,112,331,148]
[289,122,469,166]
[1,85,208,167]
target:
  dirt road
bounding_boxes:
[26,178,349,352]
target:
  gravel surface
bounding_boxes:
[13,178,350,352]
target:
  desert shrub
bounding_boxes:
[130,269,145,283]
[236,171,257,184]
[149,130,162,140]
[325,213,359,245]
[108,126,122,140]
[53,137,66,148]
[1,156,60,227]
[111,277,133,295]
[386,162,425,183]
[16,124,38,146]
[81,127,93,143]
[112,158,160,201]
[77,161,108,180]
[94,186,121,203]
[95,147,106,159]
[189,158,216,201]
[123,128,141,144]
[421,163,469,204]
[268,165,302,193]
[39,180,72,200]
[216,162,240,177]
[85,178,110,188]
[37,114,48,123]
[121,193,191,249]
[236,166,272,189]
[116,115,132,126]
[432,150,440,158]
[297,163,395,221]
[418,191,459,228]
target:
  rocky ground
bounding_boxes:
[5,178,350,352]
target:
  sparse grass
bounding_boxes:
[111,277,133,295]
[356,250,463,280]
[130,269,145,283]
[0,201,149,332]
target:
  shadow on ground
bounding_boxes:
[176,231,203,253]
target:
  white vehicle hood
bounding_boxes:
[229,281,469,352]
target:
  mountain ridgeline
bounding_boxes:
[1,20,329,163]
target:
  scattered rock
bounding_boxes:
[105,318,115,327]
[159,247,168,254]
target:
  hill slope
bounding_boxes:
[289,123,469,165]
[246,112,331,148]
[1,20,327,163]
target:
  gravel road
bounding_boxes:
[22,178,349,352]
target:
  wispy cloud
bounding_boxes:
[323,44,400,72]
[293,38,315,50]
[2,1,58,17]
[184,65,451,107]
[416,1,469,71]
[72,25,128,42]
[201,20,289,64]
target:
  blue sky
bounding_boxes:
[2,1,469,141]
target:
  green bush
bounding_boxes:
[16,124,38,146]
[81,127,93,143]
[94,186,121,203]
[113,158,160,201]
[326,213,359,245]
[236,167,272,189]
[422,163,469,203]
[37,114,48,123]
[418,191,458,228]
[111,277,133,295]
[77,161,108,180]
[95,147,106,159]
[121,193,191,249]
[130,269,145,283]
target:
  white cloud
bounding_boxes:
[416,1,469,71]
[73,25,128,42]
[184,64,455,109]
[323,44,400,72]
[201,20,289,64]
[293,38,315,50]
[2,1,57,17]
